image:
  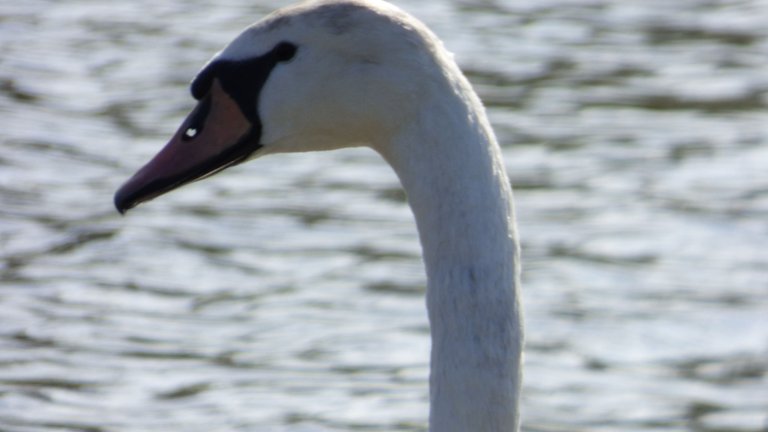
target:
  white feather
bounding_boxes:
[203,1,523,430]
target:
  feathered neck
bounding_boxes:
[374,58,523,431]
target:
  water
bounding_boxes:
[1,0,767,431]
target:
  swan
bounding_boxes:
[114,0,523,430]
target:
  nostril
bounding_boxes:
[182,95,212,142]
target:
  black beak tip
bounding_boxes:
[114,188,135,215]
[114,199,128,216]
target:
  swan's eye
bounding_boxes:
[273,42,297,63]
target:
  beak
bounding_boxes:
[114,79,260,214]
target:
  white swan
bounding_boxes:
[114,1,523,430]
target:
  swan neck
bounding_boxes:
[379,79,523,431]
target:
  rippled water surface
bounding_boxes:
[1,0,767,431]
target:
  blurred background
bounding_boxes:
[1,0,767,431]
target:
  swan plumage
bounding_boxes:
[115,1,522,430]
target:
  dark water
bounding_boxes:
[1,0,767,431]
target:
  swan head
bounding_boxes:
[114,0,444,213]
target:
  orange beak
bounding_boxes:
[114,79,259,214]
